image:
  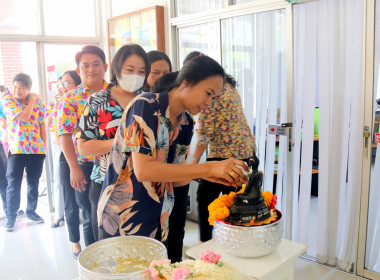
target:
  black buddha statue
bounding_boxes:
[227,150,271,224]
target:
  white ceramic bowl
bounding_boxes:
[214,211,283,258]
[78,236,167,280]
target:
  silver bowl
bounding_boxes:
[78,236,167,280]
[214,211,283,258]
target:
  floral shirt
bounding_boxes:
[2,94,46,154]
[98,91,194,242]
[49,95,67,133]
[0,99,6,141]
[46,101,54,117]
[57,81,109,163]
[76,84,124,183]
[197,83,255,159]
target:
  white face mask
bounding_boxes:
[119,74,145,93]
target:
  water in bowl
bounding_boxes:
[90,257,151,274]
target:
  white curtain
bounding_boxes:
[293,0,364,272]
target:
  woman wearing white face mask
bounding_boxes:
[77,44,149,241]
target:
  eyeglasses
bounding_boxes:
[62,81,74,88]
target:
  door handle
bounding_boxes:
[281,123,293,152]
[363,126,370,159]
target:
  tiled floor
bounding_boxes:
[0,183,368,280]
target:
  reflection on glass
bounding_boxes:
[43,0,95,36]
[0,0,39,35]
[0,42,39,93]
[108,7,164,61]
[178,22,220,67]
[175,0,224,16]
[221,10,286,191]
[43,44,84,103]
[231,0,259,4]
[365,0,380,274]
[221,10,286,133]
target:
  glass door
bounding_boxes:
[221,9,287,198]
[178,9,288,223]
[363,0,380,278]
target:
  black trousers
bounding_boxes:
[59,153,95,246]
[167,183,190,262]
[196,157,246,242]
[6,153,45,221]
[0,142,7,213]
[90,180,102,242]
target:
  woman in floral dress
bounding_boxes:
[98,55,249,242]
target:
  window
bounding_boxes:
[43,0,96,36]
[43,44,84,102]
[0,42,39,93]
[178,22,220,67]
[175,0,225,16]
[221,10,286,130]
[0,0,99,215]
[0,0,40,35]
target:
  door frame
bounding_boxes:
[357,0,380,279]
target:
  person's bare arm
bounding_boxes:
[190,142,208,164]
[14,93,38,122]
[60,133,87,192]
[77,138,114,156]
[132,152,248,187]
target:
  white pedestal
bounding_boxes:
[186,239,307,280]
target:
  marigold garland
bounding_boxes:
[208,184,278,226]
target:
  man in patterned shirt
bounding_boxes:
[57,45,108,258]
[3,73,47,232]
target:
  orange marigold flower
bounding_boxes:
[228,192,236,200]
[208,207,230,225]
[208,187,277,226]
[237,184,246,194]
[218,194,234,208]
[262,191,273,207]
